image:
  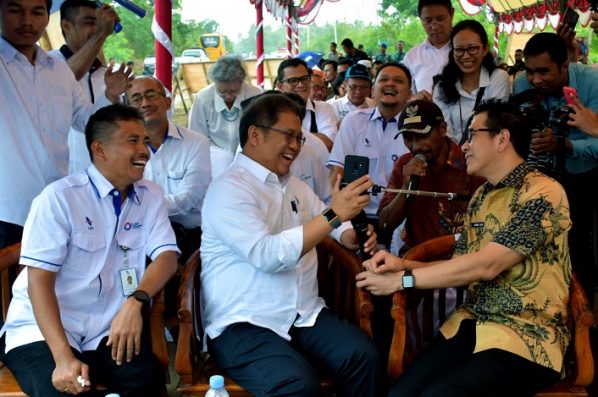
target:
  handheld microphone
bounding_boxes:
[351,211,371,260]
[407,154,427,202]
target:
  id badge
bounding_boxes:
[120,269,138,296]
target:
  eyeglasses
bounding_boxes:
[465,128,500,143]
[128,90,164,106]
[311,84,326,91]
[347,83,371,91]
[453,45,483,57]
[280,75,311,87]
[255,125,306,146]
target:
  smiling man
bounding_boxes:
[358,99,571,396]
[0,0,132,250]
[200,92,382,396]
[328,62,412,235]
[0,104,178,397]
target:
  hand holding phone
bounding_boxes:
[562,7,580,30]
[342,155,369,192]
[563,86,578,105]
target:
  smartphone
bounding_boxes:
[562,7,580,30]
[563,86,578,105]
[342,155,369,190]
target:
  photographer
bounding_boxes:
[512,32,598,302]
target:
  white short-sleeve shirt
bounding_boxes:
[3,165,178,353]
[403,39,451,94]
[327,107,409,217]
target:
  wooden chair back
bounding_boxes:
[0,243,169,397]
[388,235,595,396]
[175,237,373,396]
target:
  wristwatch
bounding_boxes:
[402,269,415,289]
[321,207,342,229]
[128,290,150,303]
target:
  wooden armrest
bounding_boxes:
[317,237,373,337]
[175,249,201,387]
[388,235,456,380]
[0,243,20,272]
[1,243,21,322]
[150,288,169,373]
[568,273,594,389]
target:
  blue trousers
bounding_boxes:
[208,308,384,397]
[389,319,560,397]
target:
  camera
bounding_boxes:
[511,89,574,180]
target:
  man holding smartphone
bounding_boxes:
[513,32,598,302]
[200,92,383,396]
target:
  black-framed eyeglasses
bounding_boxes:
[465,128,500,143]
[255,125,306,146]
[280,75,311,86]
[128,90,164,106]
[453,45,483,57]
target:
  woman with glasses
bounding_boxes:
[433,20,510,145]
[189,55,262,178]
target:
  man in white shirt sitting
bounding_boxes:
[201,92,383,396]
[0,104,178,397]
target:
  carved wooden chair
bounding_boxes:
[0,243,170,397]
[388,234,595,396]
[175,236,374,396]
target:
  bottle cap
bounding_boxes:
[105,394,120,397]
[209,375,225,389]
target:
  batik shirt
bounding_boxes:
[440,162,572,372]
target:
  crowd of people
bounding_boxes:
[1,0,598,396]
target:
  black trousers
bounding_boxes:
[2,335,164,397]
[388,319,560,397]
[208,308,384,397]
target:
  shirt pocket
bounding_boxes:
[355,144,378,161]
[166,169,185,192]
[116,231,146,269]
[67,232,106,274]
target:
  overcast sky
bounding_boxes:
[180,0,381,40]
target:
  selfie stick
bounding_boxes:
[371,185,457,200]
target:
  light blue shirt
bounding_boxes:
[0,38,110,226]
[3,165,178,353]
[514,62,598,174]
[327,107,409,217]
[201,153,350,341]
[144,122,212,229]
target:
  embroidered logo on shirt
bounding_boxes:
[85,217,94,230]
[124,222,143,231]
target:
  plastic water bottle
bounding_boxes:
[105,394,120,397]
[205,375,230,397]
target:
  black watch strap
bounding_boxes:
[128,290,150,303]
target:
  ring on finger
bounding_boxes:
[63,386,69,392]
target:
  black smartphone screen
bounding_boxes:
[563,7,579,29]
[342,155,369,189]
